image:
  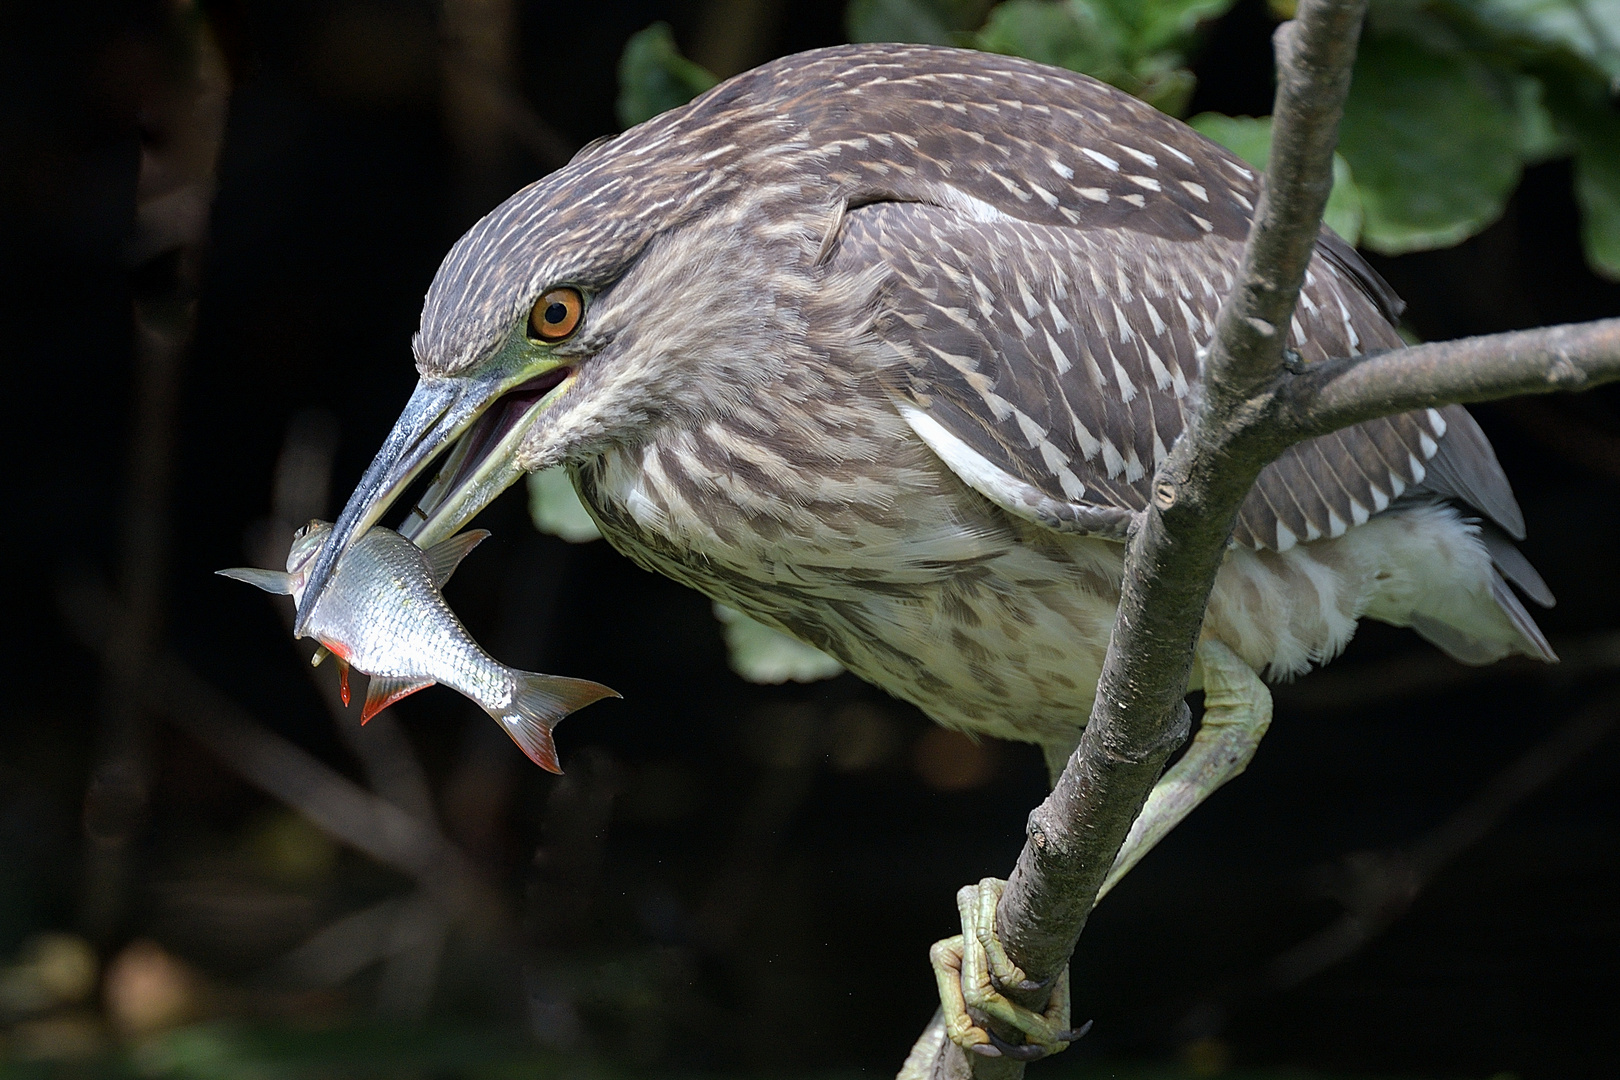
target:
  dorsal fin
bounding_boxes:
[423,529,491,588]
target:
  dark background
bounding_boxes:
[4,1,1620,1077]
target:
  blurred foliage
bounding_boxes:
[969,0,1237,115]
[844,0,996,45]
[0,1017,1461,1080]
[1338,35,1528,252]
[616,22,719,129]
[848,0,1239,115]
[1188,114,1366,243]
[711,603,845,684]
[528,466,604,543]
[619,1,1620,276]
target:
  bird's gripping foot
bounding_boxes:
[919,640,1271,1070]
[928,878,1091,1062]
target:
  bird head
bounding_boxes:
[293,87,838,634]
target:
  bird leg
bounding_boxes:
[921,639,1270,1066]
[1095,637,1272,900]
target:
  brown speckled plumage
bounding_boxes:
[402,44,1554,756]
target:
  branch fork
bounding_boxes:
[912,2,1620,1077]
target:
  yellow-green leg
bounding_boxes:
[917,640,1272,1069]
[1095,638,1272,900]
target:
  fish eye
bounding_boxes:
[293,520,318,541]
[530,287,583,342]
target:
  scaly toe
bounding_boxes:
[928,878,1084,1059]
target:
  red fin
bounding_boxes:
[360,675,434,724]
[494,673,619,774]
[338,660,351,708]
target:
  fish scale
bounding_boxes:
[219,523,617,772]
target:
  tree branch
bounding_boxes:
[899,3,1620,1076]
[922,4,1371,1077]
[1282,318,1620,438]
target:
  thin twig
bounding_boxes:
[63,580,506,933]
[1178,688,1618,1043]
[1282,319,1620,438]
[81,6,231,942]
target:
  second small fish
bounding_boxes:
[220,522,617,773]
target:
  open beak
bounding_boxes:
[293,362,575,636]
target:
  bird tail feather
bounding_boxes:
[1407,519,1556,666]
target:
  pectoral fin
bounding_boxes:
[360,675,434,724]
[217,568,293,594]
[423,529,491,588]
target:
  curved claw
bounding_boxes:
[985,1029,1049,1061]
[983,1016,1093,1060]
[928,878,1081,1060]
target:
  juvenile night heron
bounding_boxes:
[298,43,1555,1059]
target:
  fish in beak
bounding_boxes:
[226,521,616,772]
[295,359,575,637]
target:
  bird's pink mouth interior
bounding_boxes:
[427,367,572,509]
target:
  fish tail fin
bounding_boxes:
[217,567,293,594]
[494,673,620,774]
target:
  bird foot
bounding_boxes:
[929,877,1091,1061]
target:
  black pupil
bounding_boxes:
[544,301,568,326]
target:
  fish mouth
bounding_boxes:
[294,362,575,635]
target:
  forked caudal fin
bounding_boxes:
[492,673,620,774]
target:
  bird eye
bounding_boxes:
[530,287,583,342]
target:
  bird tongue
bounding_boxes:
[422,367,570,517]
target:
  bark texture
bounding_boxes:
[917,2,1620,1077]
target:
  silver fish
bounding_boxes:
[219,521,617,773]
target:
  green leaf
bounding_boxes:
[1324,153,1366,249]
[1572,109,1620,279]
[616,22,718,129]
[1187,113,1364,245]
[1188,112,1272,168]
[712,604,844,684]
[1468,0,1620,85]
[1099,0,1240,56]
[846,0,960,44]
[974,0,1235,116]
[1338,34,1523,254]
[1510,71,1571,162]
[977,1,1128,79]
[527,467,602,543]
